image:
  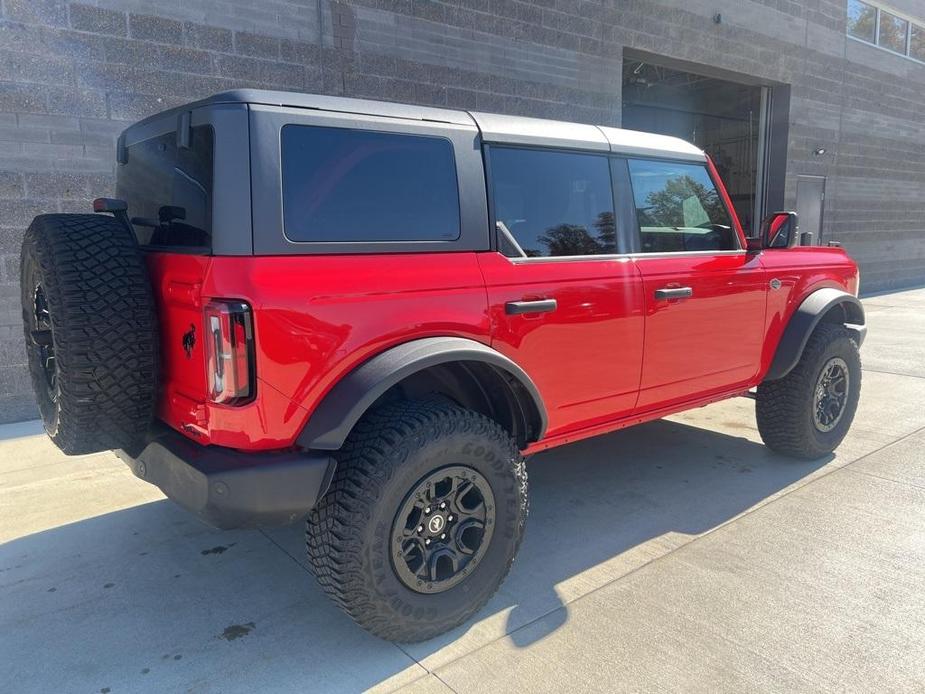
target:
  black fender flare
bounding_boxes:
[764,287,865,381]
[297,337,548,451]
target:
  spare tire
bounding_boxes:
[20,214,158,455]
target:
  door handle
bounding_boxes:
[654,287,693,301]
[505,299,558,315]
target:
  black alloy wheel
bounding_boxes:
[30,283,57,405]
[391,465,495,594]
[812,356,850,433]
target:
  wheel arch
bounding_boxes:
[296,337,548,451]
[764,287,865,382]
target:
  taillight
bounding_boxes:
[204,300,255,405]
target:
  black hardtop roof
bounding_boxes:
[123,89,476,132]
[121,89,705,161]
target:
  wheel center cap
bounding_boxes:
[428,514,445,534]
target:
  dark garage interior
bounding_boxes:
[622,59,766,235]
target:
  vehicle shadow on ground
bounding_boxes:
[0,417,829,692]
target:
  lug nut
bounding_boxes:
[417,525,424,533]
[440,533,446,540]
[439,502,446,509]
[447,515,454,521]
[425,538,431,545]
[424,507,431,514]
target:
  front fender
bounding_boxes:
[764,288,865,381]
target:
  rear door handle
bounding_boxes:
[505,299,558,315]
[654,287,693,301]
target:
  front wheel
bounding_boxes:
[305,399,528,642]
[756,323,861,459]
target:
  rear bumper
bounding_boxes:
[116,425,336,529]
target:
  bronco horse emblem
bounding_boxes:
[182,324,196,359]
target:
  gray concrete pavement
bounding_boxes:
[1,288,924,693]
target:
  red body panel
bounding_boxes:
[757,247,860,373]
[148,252,490,450]
[147,173,858,454]
[634,253,767,409]
[477,253,645,439]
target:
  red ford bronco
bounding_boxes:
[20,90,864,642]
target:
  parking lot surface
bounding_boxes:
[1,288,923,693]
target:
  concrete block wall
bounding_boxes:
[0,0,923,422]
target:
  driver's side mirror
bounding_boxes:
[751,211,799,250]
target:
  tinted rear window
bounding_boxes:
[281,125,460,243]
[116,125,213,249]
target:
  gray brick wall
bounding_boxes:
[1,0,924,422]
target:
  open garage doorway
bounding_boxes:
[622,58,771,235]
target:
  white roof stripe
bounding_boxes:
[469,110,705,160]
[469,111,610,152]
[597,126,706,161]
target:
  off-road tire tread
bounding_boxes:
[305,399,527,642]
[756,323,860,459]
[21,214,158,454]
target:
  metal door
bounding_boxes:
[796,175,826,244]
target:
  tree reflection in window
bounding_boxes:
[627,159,736,252]
[527,211,617,257]
[639,175,725,229]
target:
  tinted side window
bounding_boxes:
[627,159,736,253]
[116,125,213,248]
[281,125,460,243]
[489,147,616,258]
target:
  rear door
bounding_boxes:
[622,157,767,410]
[478,145,645,439]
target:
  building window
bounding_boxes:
[846,2,925,63]
[847,0,876,42]
[879,10,909,53]
[911,24,925,61]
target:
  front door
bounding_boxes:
[623,157,767,410]
[479,146,645,439]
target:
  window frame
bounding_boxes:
[119,124,215,251]
[250,104,488,255]
[117,103,252,256]
[846,0,925,65]
[484,145,745,262]
[911,23,925,61]
[847,0,878,43]
[484,142,635,261]
[622,155,744,256]
[280,124,462,245]
[877,8,910,55]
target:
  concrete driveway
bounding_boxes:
[1,288,923,693]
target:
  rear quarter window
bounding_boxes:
[280,125,460,243]
[116,125,214,249]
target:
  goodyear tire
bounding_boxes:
[20,214,158,455]
[306,399,528,642]
[756,323,861,460]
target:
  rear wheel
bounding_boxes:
[21,214,158,454]
[756,323,861,459]
[305,399,527,642]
